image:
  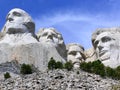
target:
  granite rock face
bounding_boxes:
[1,8,120,72]
[92,28,120,68]
[66,43,85,68]
[85,47,96,62]
[2,8,35,35]
[37,28,67,59]
[0,8,66,71]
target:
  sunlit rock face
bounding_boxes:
[92,28,120,68]
[1,8,37,44]
[66,43,85,68]
[0,8,66,71]
[37,28,67,59]
[84,47,96,62]
[2,8,35,34]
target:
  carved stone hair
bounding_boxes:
[66,43,84,52]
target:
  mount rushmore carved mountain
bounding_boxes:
[0,8,120,71]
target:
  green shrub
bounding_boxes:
[80,62,88,71]
[80,61,92,73]
[64,61,73,71]
[92,62,105,77]
[55,61,63,69]
[20,63,32,74]
[80,60,105,77]
[48,57,56,70]
[105,66,115,78]
[114,66,120,80]
[80,60,120,79]
[4,72,11,79]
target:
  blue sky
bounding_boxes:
[0,0,120,49]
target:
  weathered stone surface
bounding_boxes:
[0,42,66,71]
[0,8,66,71]
[2,8,35,35]
[37,27,67,59]
[85,47,96,62]
[92,28,120,68]
[0,69,119,90]
[66,43,86,68]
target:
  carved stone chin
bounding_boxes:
[66,43,85,68]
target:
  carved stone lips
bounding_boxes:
[99,50,108,57]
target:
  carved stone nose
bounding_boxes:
[47,35,53,39]
[75,52,81,59]
[98,46,103,51]
[7,18,13,22]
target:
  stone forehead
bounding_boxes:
[66,43,84,52]
[38,28,62,37]
[8,8,29,16]
[92,27,120,44]
[95,32,112,41]
[7,8,33,22]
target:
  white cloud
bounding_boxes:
[34,11,120,49]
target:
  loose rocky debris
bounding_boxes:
[0,69,119,90]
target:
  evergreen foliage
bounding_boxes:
[48,57,56,70]
[64,61,73,71]
[80,60,120,79]
[105,66,115,78]
[80,60,105,77]
[4,72,11,79]
[48,57,73,71]
[55,61,63,69]
[91,60,105,77]
[20,63,32,74]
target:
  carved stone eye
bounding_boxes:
[42,32,48,37]
[13,11,21,16]
[69,51,76,56]
[101,36,111,43]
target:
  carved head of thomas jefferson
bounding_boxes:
[37,28,64,45]
[37,28,67,59]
